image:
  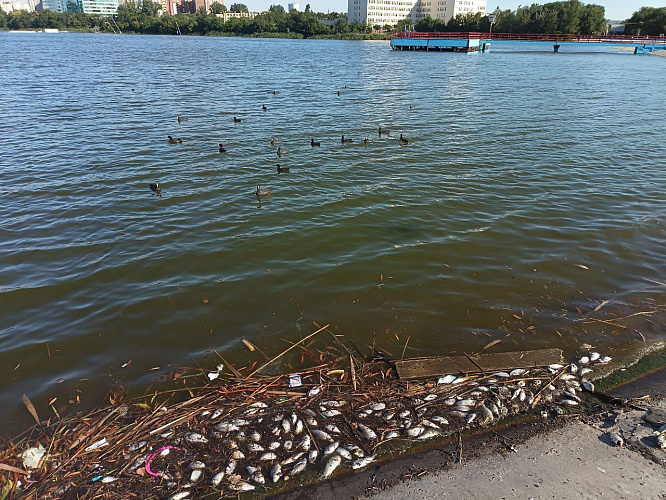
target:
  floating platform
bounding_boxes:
[391,32,490,53]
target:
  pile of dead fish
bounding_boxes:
[14,352,611,499]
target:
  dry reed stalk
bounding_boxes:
[247,324,330,378]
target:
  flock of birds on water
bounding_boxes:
[151,94,416,199]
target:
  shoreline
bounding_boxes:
[2,342,664,498]
[274,363,666,499]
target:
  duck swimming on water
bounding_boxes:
[277,146,288,157]
[218,143,227,153]
[233,116,242,123]
[149,182,160,191]
[177,116,188,123]
[341,135,353,143]
[168,135,182,144]
[277,164,289,173]
[271,137,282,146]
[399,134,409,144]
[311,139,321,147]
[378,126,390,136]
[262,105,268,111]
[256,185,271,196]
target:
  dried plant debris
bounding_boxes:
[0,346,612,499]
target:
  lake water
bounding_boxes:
[1,33,665,432]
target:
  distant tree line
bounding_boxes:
[0,1,663,37]
[412,1,607,35]
[624,7,666,36]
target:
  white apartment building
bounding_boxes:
[348,0,486,27]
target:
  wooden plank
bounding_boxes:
[394,348,564,380]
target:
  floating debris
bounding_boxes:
[0,324,616,498]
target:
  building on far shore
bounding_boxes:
[288,2,298,12]
[348,0,486,27]
[215,10,259,22]
[0,0,39,11]
[80,0,119,15]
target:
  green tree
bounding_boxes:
[229,3,248,13]
[142,0,160,17]
[625,6,666,36]
[209,2,227,13]
[269,4,285,15]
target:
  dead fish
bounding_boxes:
[589,352,600,362]
[351,455,376,469]
[299,435,311,450]
[599,356,612,363]
[399,410,411,418]
[418,428,440,440]
[101,476,117,483]
[569,363,578,374]
[246,443,264,452]
[324,409,342,417]
[290,460,308,475]
[211,471,225,487]
[370,402,386,411]
[423,394,438,401]
[247,466,265,484]
[228,482,255,492]
[655,434,666,449]
[579,356,590,364]
[271,463,282,483]
[560,373,577,381]
[182,432,207,444]
[444,398,457,406]
[281,419,291,433]
[294,420,304,435]
[308,449,318,463]
[308,386,321,398]
[384,431,400,440]
[431,416,449,426]
[269,441,281,450]
[358,409,373,418]
[129,454,148,471]
[306,417,319,427]
[336,446,352,459]
[609,431,624,447]
[323,441,340,456]
[312,430,333,442]
[580,367,593,375]
[478,405,494,425]
[382,411,396,422]
[211,409,224,420]
[215,422,239,433]
[401,418,413,428]
[225,459,237,474]
[322,455,342,479]
[190,460,205,469]
[168,493,191,500]
[261,452,278,461]
[322,400,346,407]
[272,413,285,422]
[438,374,457,384]
[348,444,365,458]
[406,426,424,438]
[190,469,202,482]
[466,413,477,424]
[559,399,579,406]
[129,440,147,452]
[510,368,526,376]
[453,376,468,384]
[421,419,440,429]
[449,411,468,419]
[563,391,581,402]
[357,423,377,440]
[250,431,262,442]
[231,418,249,426]
[494,372,511,378]
[271,426,281,436]
[324,423,342,434]
[232,450,245,460]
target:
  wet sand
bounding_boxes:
[273,369,666,500]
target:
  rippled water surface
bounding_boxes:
[1,34,665,430]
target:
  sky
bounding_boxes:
[245,0,662,21]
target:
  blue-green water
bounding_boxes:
[1,33,665,431]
